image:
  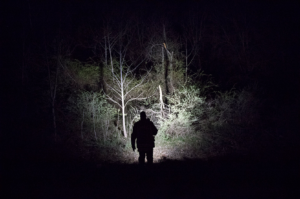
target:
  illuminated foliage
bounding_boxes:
[158,86,204,137]
[67,90,117,141]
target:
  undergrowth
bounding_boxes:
[59,82,270,163]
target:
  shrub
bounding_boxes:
[67,90,118,142]
[198,88,262,155]
[157,86,205,138]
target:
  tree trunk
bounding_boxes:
[185,40,188,84]
[162,45,168,103]
[120,48,127,138]
[122,105,127,138]
[47,59,58,142]
[93,96,97,140]
[51,100,57,142]
[121,81,127,137]
[169,51,174,93]
[159,85,165,117]
[104,36,107,66]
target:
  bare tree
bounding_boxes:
[102,25,152,138]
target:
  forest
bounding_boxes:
[2,0,299,198]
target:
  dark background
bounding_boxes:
[1,0,300,198]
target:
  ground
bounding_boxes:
[2,142,299,199]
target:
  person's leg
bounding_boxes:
[138,149,145,164]
[146,149,153,164]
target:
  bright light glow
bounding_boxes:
[117,142,204,164]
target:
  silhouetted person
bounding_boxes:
[131,111,158,165]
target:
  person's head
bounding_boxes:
[140,111,146,120]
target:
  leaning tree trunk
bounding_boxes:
[169,51,174,93]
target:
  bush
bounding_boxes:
[153,85,262,157]
[67,90,118,142]
[202,88,261,129]
[157,86,205,137]
[198,88,262,155]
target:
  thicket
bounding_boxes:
[51,58,263,162]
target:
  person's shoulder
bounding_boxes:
[134,120,142,126]
[146,119,155,126]
[146,118,153,123]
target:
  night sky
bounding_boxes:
[1,0,300,198]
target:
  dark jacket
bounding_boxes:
[131,119,158,149]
